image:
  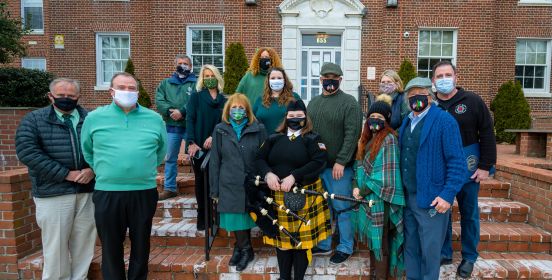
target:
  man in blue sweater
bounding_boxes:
[398,77,466,280]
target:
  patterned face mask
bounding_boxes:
[230,107,246,121]
[408,95,429,112]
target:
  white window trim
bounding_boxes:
[21,0,44,35]
[95,32,131,90]
[518,0,552,6]
[416,28,458,77]
[185,25,225,72]
[21,57,46,71]
[516,38,552,98]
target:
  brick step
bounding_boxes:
[155,173,195,194]
[479,179,511,198]
[452,197,529,223]
[17,246,552,279]
[149,217,551,253]
[156,195,530,223]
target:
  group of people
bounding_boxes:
[15,46,496,280]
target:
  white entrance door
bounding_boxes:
[299,34,342,101]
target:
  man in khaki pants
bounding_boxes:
[16,78,96,279]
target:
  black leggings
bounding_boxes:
[276,248,309,280]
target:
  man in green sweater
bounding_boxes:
[81,72,167,280]
[307,62,363,264]
[155,54,197,200]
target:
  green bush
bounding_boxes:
[490,80,531,143]
[223,43,248,95]
[124,58,152,108]
[0,67,54,107]
[398,58,417,87]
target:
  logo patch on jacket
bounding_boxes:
[455,104,467,114]
[318,143,326,150]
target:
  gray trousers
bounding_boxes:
[404,193,449,280]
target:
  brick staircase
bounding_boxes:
[17,174,552,279]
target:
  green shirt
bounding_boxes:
[236,71,267,103]
[253,92,301,134]
[81,102,167,191]
[54,107,80,131]
[307,90,362,167]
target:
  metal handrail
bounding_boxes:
[200,151,219,261]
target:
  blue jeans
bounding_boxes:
[441,181,480,263]
[315,167,354,255]
[404,194,449,280]
[164,129,186,192]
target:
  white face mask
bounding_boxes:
[112,89,138,108]
[269,79,285,91]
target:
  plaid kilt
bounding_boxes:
[263,179,331,250]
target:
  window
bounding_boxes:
[515,39,551,97]
[186,26,224,73]
[518,0,552,5]
[95,33,130,88]
[417,30,457,78]
[21,0,44,34]
[22,58,46,71]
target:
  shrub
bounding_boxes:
[223,43,248,95]
[490,80,531,143]
[398,58,417,87]
[0,67,54,107]
[124,58,152,108]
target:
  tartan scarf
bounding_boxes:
[352,134,405,276]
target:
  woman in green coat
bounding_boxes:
[253,67,301,134]
[236,47,283,103]
[352,94,406,280]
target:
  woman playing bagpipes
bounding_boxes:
[352,94,406,279]
[253,99,331,280]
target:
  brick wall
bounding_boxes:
[515,132,548,158]
[0,169,40,279]
[0,108,34,171]
[5,1,552,116]
[548,134,552,161]
[495,164,552,235]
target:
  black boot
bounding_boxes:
[229,245,241,266]
[236,247,254,271]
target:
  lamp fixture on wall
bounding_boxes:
[245,0,257,6]
[386,0,398,8]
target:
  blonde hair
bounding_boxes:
[196,64,224,92]
[221,93,256,125]
[380,69,404,92]
[248,47,283,76]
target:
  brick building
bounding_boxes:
[6,0,552,117]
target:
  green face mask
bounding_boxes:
[204,77,218,89]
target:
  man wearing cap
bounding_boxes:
[399,77,466,280]
[307,62,362,264]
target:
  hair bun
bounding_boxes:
[375,94,393,106]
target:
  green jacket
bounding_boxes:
[155,74,197,127]
[236,71,266,103]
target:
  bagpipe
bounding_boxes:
[246,175,375,248]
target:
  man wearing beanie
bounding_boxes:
[307,62,362,264]
[399,77,466,280]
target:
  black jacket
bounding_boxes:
[15,105,94,198]
[437,88,497,171]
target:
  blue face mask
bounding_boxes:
[230,107,246,121]
[435,77,455,95]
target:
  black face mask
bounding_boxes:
[408,95,429,112]
[259,58,271,71]
[53,97,78,112]
[322,79,340,93]
[368,118,385,132]
[176,65,191,77]
[287,117,306,131]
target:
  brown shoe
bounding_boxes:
[158,190,178,200]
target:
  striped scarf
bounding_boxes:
[352,134,405,276]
